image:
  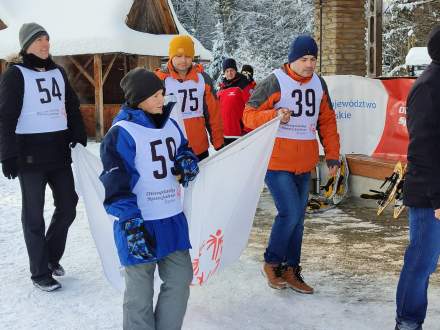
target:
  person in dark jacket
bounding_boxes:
[217,58,256,145]
[395,25,440,330]
[0,23,87,292]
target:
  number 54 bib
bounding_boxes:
[15,65,67,134]
[273,69,323,140]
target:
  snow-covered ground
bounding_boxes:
[1,143,440,330]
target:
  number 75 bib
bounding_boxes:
[164,74,205,120]
[273,69,323,140]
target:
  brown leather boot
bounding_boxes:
[282,266,314,294]
[262,263,287,289]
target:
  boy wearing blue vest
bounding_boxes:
[99,68,199,330]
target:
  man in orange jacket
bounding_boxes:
[156,35,224,160]
[243,35,340,293]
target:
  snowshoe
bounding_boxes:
[332,155,349,205]
[374,162,406,215]
[393,169,407,219]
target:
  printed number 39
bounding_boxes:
[150,138,178,179]
[291,89,316,117]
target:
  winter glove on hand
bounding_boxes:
[2,157,18,180]
[124,218,156,261]
[175,150,199,187]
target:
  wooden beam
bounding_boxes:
[73,56,93,84]
[103,54,118,85]
[367,0,383,77]
[93,54,104,141]
[68,56,95,87]
[155,0,178,34]
[346,154,402,180]
[123,55,128,75]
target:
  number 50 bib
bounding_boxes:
[273,69,323,140]
[113,120,183,221]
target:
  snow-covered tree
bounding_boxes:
[383,0,440,76]
[172,0,314,80]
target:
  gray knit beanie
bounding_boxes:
[19,23,49,51]
[120,68,164,108]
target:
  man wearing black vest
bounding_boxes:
[0,23,86,291]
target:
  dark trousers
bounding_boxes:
[18,166,78,280]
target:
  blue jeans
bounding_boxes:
[395,207,440,329]
[264,170,310,266]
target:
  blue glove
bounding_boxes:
[124,218,156,261]
[175,150,199,187]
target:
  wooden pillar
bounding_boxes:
[0,60,6,74]
[314,0,368,76]
[93,54,104,141]
[367,0,383,77]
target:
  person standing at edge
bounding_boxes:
[243,35,340,293]
[155,35,224,160]
[0,23,87,291]
[395,25,440,330]
[217,58,256,145]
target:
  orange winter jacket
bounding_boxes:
[155,62,224,156]
[243,64,340,173]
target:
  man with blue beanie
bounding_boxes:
[243,35,340,293]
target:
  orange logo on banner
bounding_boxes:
[192,229,224,285]
[373,79,415,160]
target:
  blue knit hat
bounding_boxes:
[288,35,318,63]
[222,58,238,72]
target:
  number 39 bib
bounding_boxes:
[273,69,323,140]
[113,120,183,221]
[15,65,67,134]
[164,74,205,120]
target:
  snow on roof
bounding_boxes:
[405,47,431,66]
[0,0,212,60]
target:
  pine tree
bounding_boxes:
[208,20,229,86]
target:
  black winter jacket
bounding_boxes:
[403,61,440,209]
[0,55,86,171]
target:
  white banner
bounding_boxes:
[323,75,388,155]
[72,117,279,290]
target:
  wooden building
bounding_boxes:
[0,0,211,140]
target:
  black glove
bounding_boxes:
[2,157,19,179]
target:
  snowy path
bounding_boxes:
[1,145,440,329]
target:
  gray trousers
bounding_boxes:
[123,250,193,330]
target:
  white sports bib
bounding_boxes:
[164,73,205,120]
[113,120,183,221]
[15,65,67,134]
[273,69,323,140]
